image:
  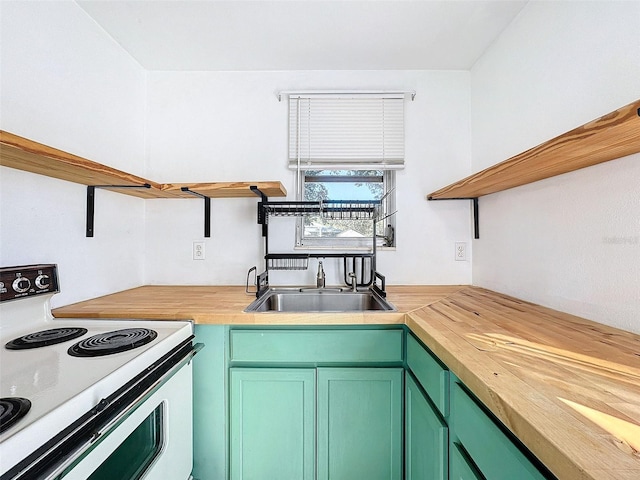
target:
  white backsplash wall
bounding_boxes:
[144,70,473,286]
[0,1,147,308]
[470,1,640,333]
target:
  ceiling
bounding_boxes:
[77,0,528,71]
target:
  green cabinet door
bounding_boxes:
[317,368,403,480]
[405,374,448,480]
[229,368,316,480]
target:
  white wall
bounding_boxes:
[470,1,640,333]
[0,1,147,307]
[0,3,473,305]
[144,70,473,286]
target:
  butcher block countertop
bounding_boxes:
[51,285,465,324]
[52,285,640,480]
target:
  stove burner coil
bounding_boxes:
[0,397,31,434]
[5,327,89,350]
[68,328,158,357]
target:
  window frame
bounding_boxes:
[294,169,396,250]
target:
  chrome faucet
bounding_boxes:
[348,272,357,292]
[316,261,326,288]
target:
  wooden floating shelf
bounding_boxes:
[0,130,287,237]
[0,130,287,199]
[0,130,164,198]
[162,182,287,199]
[428,99,640,200]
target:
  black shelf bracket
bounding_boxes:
[250,186,269,238]
[180,187,211,238]
[427,196,480,239]
[250,186,272,275]
[472,197,479,239]
[86,184,151,237]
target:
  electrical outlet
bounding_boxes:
[193,242,205,260]
[455,242,466,261]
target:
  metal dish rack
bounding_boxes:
[248,187,389,298]
[265,254,310,271]
[261,200,380,219]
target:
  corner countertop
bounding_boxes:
[52,285,640,480]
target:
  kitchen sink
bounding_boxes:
[244,288,396,312]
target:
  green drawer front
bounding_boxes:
[450,442,484,480]
[406,334,449,417]
[451,382,548,480]
[230,328,403,364]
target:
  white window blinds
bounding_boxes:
[288,94,405,170]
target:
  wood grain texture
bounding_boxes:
[160,182,287,198]
[0,130,287,199]
[52,284,640,479]
[407,288,640,480]
[0,130,163,198]
[51,285,463,324]
[428,99,640,199]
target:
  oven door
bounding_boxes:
[1,340,201,480]
[59,361,193,480]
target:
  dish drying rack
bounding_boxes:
[260,200,380,219]
[247,187,390,298]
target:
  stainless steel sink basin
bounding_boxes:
[245,288,396,312]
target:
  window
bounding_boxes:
[296,169,396,248]
[288,93,404,249]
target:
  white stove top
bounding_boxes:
[0,283,193,476]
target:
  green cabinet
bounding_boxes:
[450,377,553,480]
[450,442,484,480]
[406,333,449,418]
[230,367,402,480]
[406,334,552,480]
[192,325,227,480]
[317,368,403,480]
[229,368,316,480]
[222,327,553,480]
[228,327,404,480]
[229,328,404,365]
[405,374,448,480]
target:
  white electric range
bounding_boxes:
[0,264,201,480]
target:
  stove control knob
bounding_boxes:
[35,275,50,289]
[13,277,31,293]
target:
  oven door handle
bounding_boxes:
[84,341,204,447]
[3,339,203,480]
